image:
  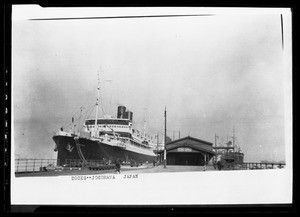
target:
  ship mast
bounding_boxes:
[94,73,101,136]
[143,108,147,138]
[231,128,236,150]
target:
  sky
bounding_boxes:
[12,6,292,162]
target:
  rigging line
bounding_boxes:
[99,96,106,115]
[83,105,95,118]
[86,105,96,119]
[81,104,94,117]
[29,14,214,21]
[62,106,89,130]
[61,105,79,128]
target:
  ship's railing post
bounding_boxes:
[33,159,35,172]
[41,159,43,170]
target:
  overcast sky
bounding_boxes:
[12,6,291,162]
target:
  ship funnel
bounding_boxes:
[117,106,126,119]
[124,111,133,121]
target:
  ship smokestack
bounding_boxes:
[117,106,126,119]
[125,111,133,121]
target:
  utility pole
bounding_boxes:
[157,132,159,151]
[164,107,167,168]
[215,133,218,148]
[214,133,218,162]
[157,132,159,162]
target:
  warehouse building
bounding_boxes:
[156,136,215,166]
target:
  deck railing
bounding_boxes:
[14,158,111,173]
[63,159,107,167]
[15,159,59,173]
[217,162,286,170]
[241,162,285,170]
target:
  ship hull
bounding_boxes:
[53,135,157,166]
[221,152,244,164]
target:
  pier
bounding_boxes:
[240,162,285,170]
[14,158,286,177]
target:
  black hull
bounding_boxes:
[53,135,157,166]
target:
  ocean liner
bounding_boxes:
[52,77,159,166]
